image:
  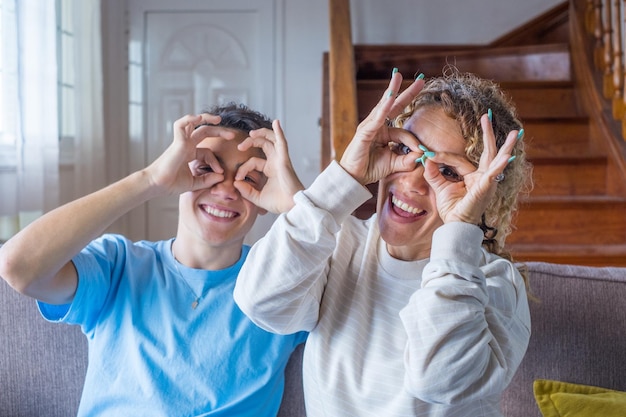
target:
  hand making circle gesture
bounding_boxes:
[234,119,305,214]
[339,70,425,185]
[421,113,520,225]
[144,113,236,196]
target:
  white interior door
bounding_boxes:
[128,0,278,243]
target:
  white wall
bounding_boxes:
[281,1,330,187]
[351,0,563,45]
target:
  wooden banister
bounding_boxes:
[581,0,626,140]
[572,0,626,194]
[327,0,357,164]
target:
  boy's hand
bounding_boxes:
[144,113,235,195]
[234,120,304,214]
[339,70,425,185]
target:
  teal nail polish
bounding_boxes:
[416,73,425,80]
[392,67,398,75]
[387,89,394,98]
[517,129,524,140]
[415,144,433,165]
[488,109,493,122]
[507,155,516,164]
[417,144,435,159]
[416,154,428,165]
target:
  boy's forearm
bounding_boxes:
[0,170,160,298]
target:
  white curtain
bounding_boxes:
[0,0,103,241]
[0,0,59,240]
[72,0,105,199]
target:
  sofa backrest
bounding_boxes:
[278,343,306,416]
[3,261,625,417]
[502,261,626,417]
[0,279,87,417]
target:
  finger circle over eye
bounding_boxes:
[387,141,411,155]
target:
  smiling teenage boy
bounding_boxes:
[0,103,306,416]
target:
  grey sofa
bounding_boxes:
[2,261,625,417]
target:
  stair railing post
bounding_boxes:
[585,0,595,31]
[603,0,615,98]
[622,0,626,139]
[611,0,624,118]
[593,0,605,68]
[328,0,358,163]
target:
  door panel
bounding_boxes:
[128,0,277,242]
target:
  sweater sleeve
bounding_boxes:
[399,222,531,405]
[234,161,372,334]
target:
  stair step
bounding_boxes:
[356,80,584,121]
[356,80,400,121]
[530,156,607,196]
[509,197,626,245]
[523,117,592,158]
[503,83,584,119]
[509,243,626,267]
[354,43,572,82]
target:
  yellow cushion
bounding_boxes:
[533,379,626,417]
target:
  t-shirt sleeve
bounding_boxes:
[37,234,128,335]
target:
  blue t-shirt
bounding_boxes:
[38,234,306,416]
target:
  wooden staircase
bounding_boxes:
[321,1,626,267]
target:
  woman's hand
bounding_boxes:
[339,70,425,185]
[234,119,305,214]
[423,113,519,224]
[144,113,235,196]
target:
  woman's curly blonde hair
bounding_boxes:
[394,68,533,268]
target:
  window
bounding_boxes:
[0,0,17,150]
[0,0,66,240]
[0,1,5,145]
[57,0,76,165]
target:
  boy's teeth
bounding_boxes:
[392,195,421,214]
[205,206,235,218]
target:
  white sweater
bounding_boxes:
[234,161,531,417]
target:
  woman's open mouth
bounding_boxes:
[390,194,426,218]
